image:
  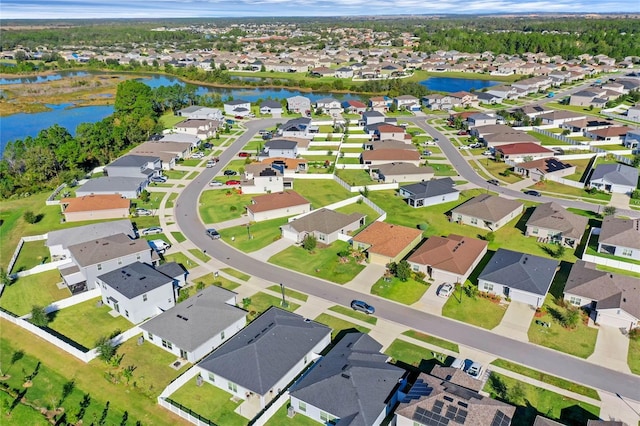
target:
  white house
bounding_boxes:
[596,217,640,262]
[223,99,252,116]
[398,178,459,208]
[241,164,290,194]
[589,163,639,195]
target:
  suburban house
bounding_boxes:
[196,307,331,411]
[364,139,413,151]
[352,221,423,265]
[374,124,409,142]
[140,285,247,362]
[407,234,488,283]
[538,110,586,126]
[60,194,130,222]
[525,202,588,248]
[476,92,504,105]
[289,333,408,426]
[470,124,514,139]
[483,131,541,148]
[58,233,156,294]
[361,110,386,127]
[128,141,187,169]
[394,95,421,111]
[173,119,219,140]
[589,164,639,194]
[46,219,135,261]
[75,176,148,199]
[258,157,308,174]
[177,106,224,121]
[371,162,434,184]
[223,99,252,117]
[467,113,498,128]
[341,100,367,114]
[315,98,342,116]
[259,139,299,159]
[335,67,354,79]
[514,157,576,182]
[369,96,391,112]
[429,365,483,392]
[246,191,311,222]
[564,260,640,330]
[585,126,630,143]
[105,154,162,180]
[596,217,640,262]
[478,249,559,307]
[278,117,315,139]
[259,100,283,117]
[281,208,365,244]
[398,178,459,208]
[97,261,181,324]
[361,149,421,166]
[451,194,524,231]
[421,93,453,111]
[286,96,311,114]
[158,133,201,151]
[449,91,478,108]
[623,129,640,151]
[241,164,291,194]
[395,372,515,426]
[496,143,555,164]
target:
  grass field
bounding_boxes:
[442,289,508,329]
[335,169,375,186]
[244,292,300,320]
[198,189,253,223]
[401,330,460,353]
[0,270,70,316]
[220,217,288,253]
[371,276,429,305]
[384,339,445,374]
[314,313,370,340]
[190,273,241,292]
[10,240,50,273]
[529,180,611,202]
[265,402,320,426]
[292,179,353,209]
[334,201,381,227]
[169,381,245,426]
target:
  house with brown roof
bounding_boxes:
[538,110,587,125]
[564,260,640,330]
[429,365,483,392]
[281,208,365,244]
[483,131,541,148]
[514,157,576,182]
[352,222,422,265]
[371,162,434,184]
[258,157,307,174]
[596,217,640,262]
[395,372,515,426]
[496,143,554,164]
[246,191,311,222]
[61,194,130,223]
[241,164,292,195]
[451,194,524,231]
[525,202,588,248]
[361,149,421,166]
[407,234,488,283]
[585,126,630,144]
[375,124,409,142]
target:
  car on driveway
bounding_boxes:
[191,152,205,159]
[438,283,454,298]
[350,300,375,314]
[150,175,167,183]
[206,228,221,239]
[483,150,493,156]
[149,239,171,253]
[141,226,162,236]
[135,208,152,216]
[209,180,223,187]
[524,190,541,197]
[487,179,500,186]
[457,130,469,135]
[238,152,250,158]
[467,361,483,379]
[225,179,241,185]
[223,169,237,176]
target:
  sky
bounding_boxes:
[1,0,638,19]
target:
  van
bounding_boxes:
[450,358,465,370]
[149,239,171,253]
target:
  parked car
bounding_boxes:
[141,226,162,236]
[458,145,471,150]
[223,169,237,176]
[350,300,375,314]
[203,142,212,149]
[234,115,244,120]
[524,190,542,197]
[470,143,483,149]
[483,150,493,156]
[467,361,483,379]
[457,130,469,135]
[422,150,432,156]
[487,179,500,186]
[206,228,221,239]
[262,133,273,140]
[206,160,216,168]
[149,176,167,183]
[191,152,205,159]
[450,358,465,370]
[135,208,152,217]
[149,239,171,253]
[225,179,241,185]
[238,152,250,158]
[438,283,454,298]
[258,129,269,135]
[209,180,223,187]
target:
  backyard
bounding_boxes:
[268,241,365,284]
[371,276,429,305]
[335,169,375,186]
[10,240,50,273]
[0,270,70,316]
[292,179,353,209]
[198,189,253,224]
[168,381,245,426]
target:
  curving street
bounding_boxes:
[175,117,640,401]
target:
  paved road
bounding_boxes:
[176,119,640,401]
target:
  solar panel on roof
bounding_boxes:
[413,406,450,426]
[490,410,512,426]
[433,400,444,414]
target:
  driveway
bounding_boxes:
[412,281,449,315]
[587,325,631,374]
[249,237,295,263]
[492,301,536,342]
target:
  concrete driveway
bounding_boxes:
[492,301,536,341]
[588,325,631,374]
[412,281,450,315]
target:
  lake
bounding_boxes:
[420,76,501,92]
[0,71,90,85]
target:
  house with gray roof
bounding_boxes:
[399,178,459,208]
[589,163,639,194]
[395,372,515,426]
[196,307,331,410]
[259,139,299,159]
[97,261,178,324]
[467,113,497,128]
[176,106,223,121]
[278,117,316,139]
[259,100,283,117]
[289,333,408,426]
[451,194,524,231]
[564,260,640,330]
[105,154,162,181]
[75,176,148,199]
[361,110,386,127]
[478,249,559,307]
[525,202,588,248]
[140,285,246,362]
[223,99,251,116]
[597,217,640,262]
[371,162,434,184]
[281,208,365,244]
[46,219,135,261]
[286,95,311,114]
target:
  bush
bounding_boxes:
[229,205,238,212]
[23,210,37,224]
[30,305,50,327]
[95,336,117,362]
[629,328,640,340]
[484,232,495,242]
[417,222,428,231]
[139,190,150,202]
[302,234,317,251]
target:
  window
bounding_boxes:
[622,248,633,257]
[532,228,539,235]
[228,382,238,393]
[97,263,102,271]
[298,401,307,412]
[470,218,478,225]
[319,234,326,241]
[208,373,215,382]
[161,340,173,350]
[143,294,148,302]
[484,283,494,292]
[125,310,129,317]
[147,333,154,341]
[320,412,335,423]
[413,264,419,272]
[569,296,581,306]
[220,331,225,340]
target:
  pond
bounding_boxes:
[420,76,501,93]
[0,71,90,85]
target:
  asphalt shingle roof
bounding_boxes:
[289,208,364,235]
[47,219,134,249]
[98,261,173,299]
[590,164,639,187]
[526,202,588,240]
[479,249,558,296]
[599,217,640,250]
[400,178,458,199]
[452,194,523,223]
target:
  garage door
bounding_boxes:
[596,311,637,329]
[510,289,543,308]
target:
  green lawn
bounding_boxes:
[484,372,600,426]
[328,305,377,325]
[629,337,640,375]
[527,131,572,146]
[482,161,523,184]
[490,359,600,400]
[163,252,197,270]
[220,267,251,281]
[10,240,50,273]
[165,192,179,209]
[188,248,210,263]
[0,270,70,316]
[314,313,370,340]
[198,189,253,223]
[384,339,445,374]
[335,169,375,186]
[47,298,133,349]
[164,170,188,180]
[159,112,185,129]
[530,181,611,202]
[171,231,186,243]
[371,276,429,305]
[428,163,458,176]
[179,158,203,167]
[442,286,508,330]
[265,402,320,426]
[190,273,241,292]
[0,390,50,425]
[220,217,288,253]
[169,380,245,426]
[528,295,598,359]
[266,285,308,302]
[292,179,353,209]
[401,330,460,353]
[244,292,300,321]
[336,157,361,165]
[268,241,365,284]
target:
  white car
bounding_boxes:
[206,160,216,168]
[438,283,454,298]
[467,361,483,379]
[191,152,205,159]
[209,180,223,187]
[149,239,171,253]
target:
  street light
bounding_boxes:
[247,224,252,240]
[279,283,288,308]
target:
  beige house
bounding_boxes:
[61,194,130,223]
[352,222,423,265]
[525,202,588,248]
[451,194,524,231]
[281,208,365,244]
[514,157,576,182]
[361,149,421,166]
[370,162,434,183]
[246,191,311,222]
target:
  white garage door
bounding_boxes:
[510,289,544,308]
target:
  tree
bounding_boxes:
[95,336,117,362]
[0,267,12,286]
[302,234,317,251]
[23,210,37,224]
[395,260,411,282]
[30,305,50,327]
[603,205,616,216]
[562,307,580,329]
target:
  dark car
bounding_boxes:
[524,190,541,197]
[203,142,213,149]
[206,228,221,239]
[238,152,250,158]
[225,179,241,185]
[457,130,469,135]
[262,133,273,140]
[223,170,237,176]
[487,179,500,186]
[350,300,375,315]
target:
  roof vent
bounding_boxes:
[341,373,350,379]
[342,364,349,371]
